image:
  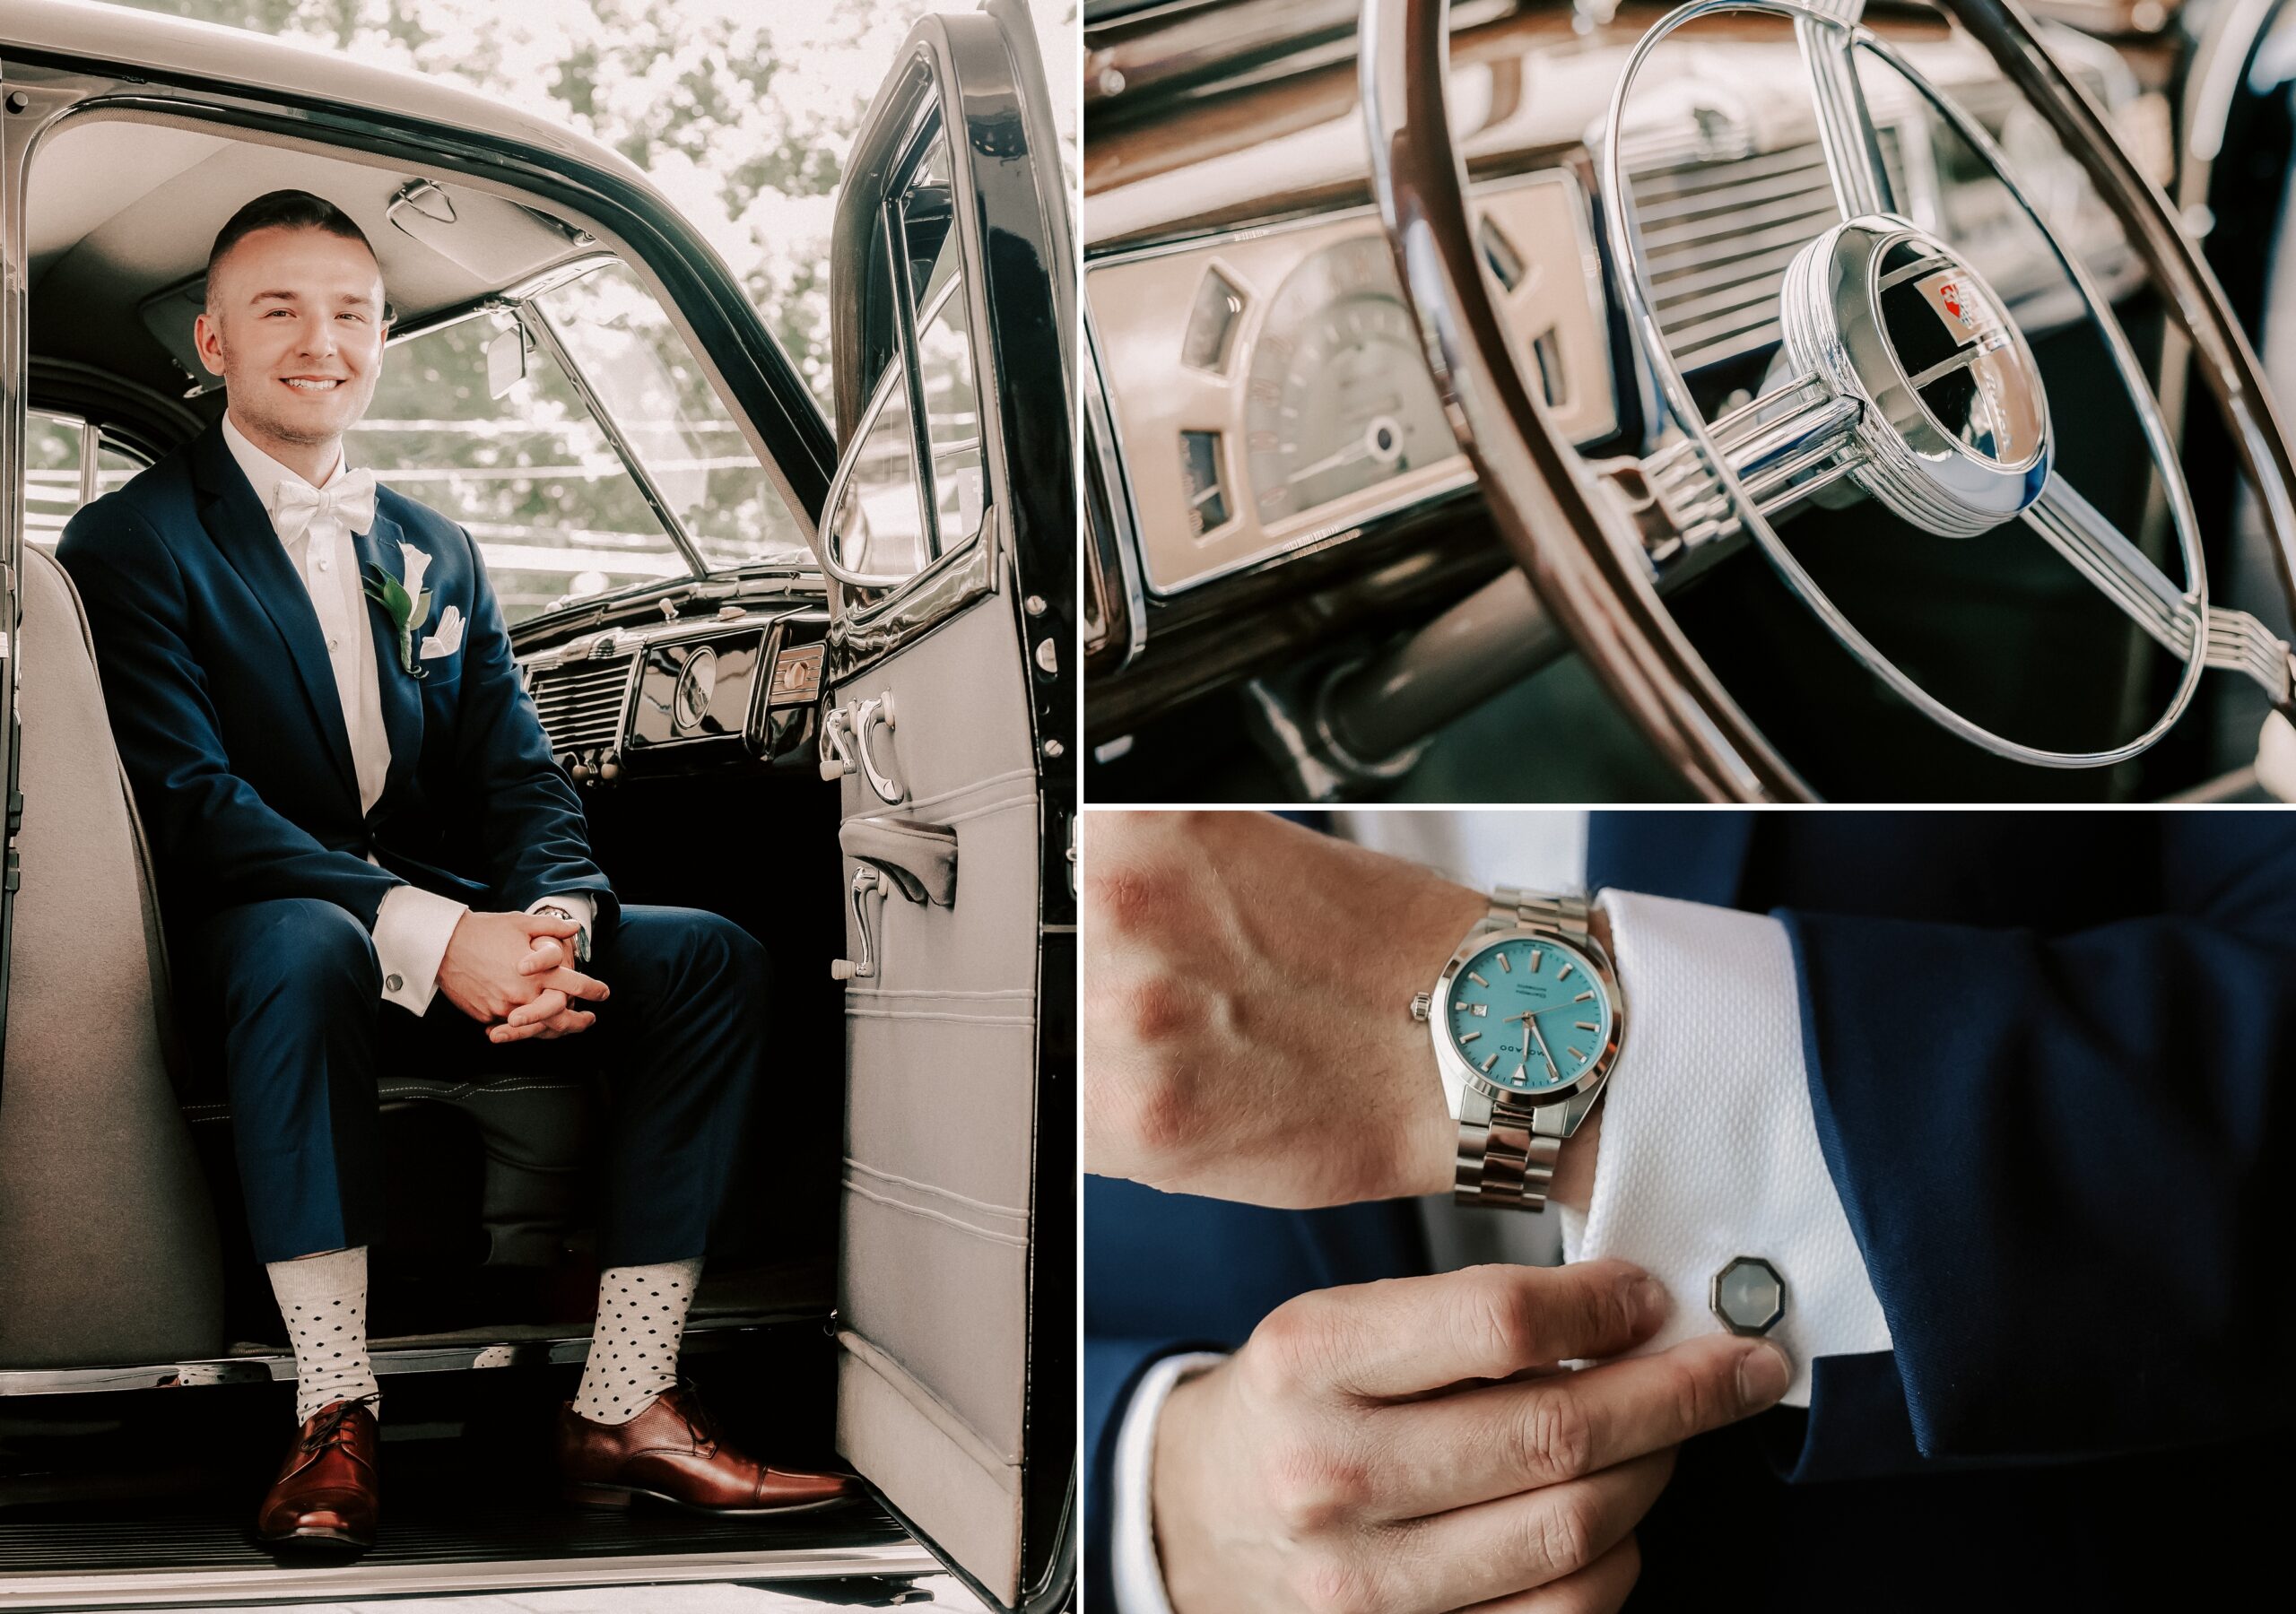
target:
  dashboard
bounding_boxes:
[1082,0,2170,737]
[517,606,830,785]
[1091,170,1617,593]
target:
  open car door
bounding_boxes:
[819,1,1074,1609]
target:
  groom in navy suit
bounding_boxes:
[1085,811,2295,1611]
[57,189,851,1554]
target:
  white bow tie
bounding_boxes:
[274,468,378,543]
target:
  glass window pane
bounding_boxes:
[916,284,985,548]
[899,114,986,560]
[534,262,813,574]
[24,413,83,547]
[95,444,142,500]
[352,311,685,625]
[830,376,931,580]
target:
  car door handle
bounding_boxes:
[818,704,857,781]
[847,693,905,804]
[831,864,888,982]
[839,814,957,906]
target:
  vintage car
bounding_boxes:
[1081,0,2296,803]
[0,0,1074,1608]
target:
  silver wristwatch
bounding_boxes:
[1409,888,1625,1211]
[534,904,592,967]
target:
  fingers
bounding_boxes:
[527,966,609,1003]
[1275,1261,1664,1401]
[1394,1448,1672,1611]
[518,938,565,975]
[520,913,583,939]
[489,1005,597,1043]
[1374,1331,1791,1514]
[1462,1532,1642,1614]
[503,989,568,1028]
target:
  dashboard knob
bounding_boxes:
[820,755,851,781]
[598,751,622,782]
[831,958,860,981]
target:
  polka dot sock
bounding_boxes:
[570,1256,705,1425]
[265,1245,380,1427]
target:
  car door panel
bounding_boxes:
[822,4,1074,1608]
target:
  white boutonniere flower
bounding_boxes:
[361,540,434,680]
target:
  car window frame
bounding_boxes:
[818,97,991,601]
[11,97,842,640]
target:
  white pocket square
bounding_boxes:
[418,604,464,661]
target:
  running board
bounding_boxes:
[0,1315,793,1397]
[0,1540,949,1610]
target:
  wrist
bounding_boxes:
[1148,1360,1224,1614]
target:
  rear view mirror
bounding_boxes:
[486,325,527,400]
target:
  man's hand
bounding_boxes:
[436,909,609,1038]
[494,931,604,1042]
[1085,811,1603,1209]
[1153,1261,1790,1614]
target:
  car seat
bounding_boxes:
[0,545,596,1371]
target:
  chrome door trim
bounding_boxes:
[0,1316,798,1396]
[0,1545,952,1610]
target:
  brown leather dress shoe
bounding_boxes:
[558,1383,860,1515]
[257,1395,381,1552]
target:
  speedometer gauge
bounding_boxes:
[1243,234,1456,525]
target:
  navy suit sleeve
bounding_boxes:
[440,525,618,940]
[58,500,405,928]
[1777,816,2296,1479]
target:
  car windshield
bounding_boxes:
[347,259,813,625]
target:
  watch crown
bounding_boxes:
[1410,993,1431,1022]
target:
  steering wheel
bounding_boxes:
[1360,0,2296,800]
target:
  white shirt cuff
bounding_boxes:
[1555,889,1892,1407]
[371,883,468,1017]
[1109,1350,1227,1614]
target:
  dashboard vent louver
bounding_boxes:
[526,655,633,754]
[1629,127,1906,372]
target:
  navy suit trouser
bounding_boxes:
[180,898,769,1268]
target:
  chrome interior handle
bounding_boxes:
[819,703,856,781]
[832,864,886,982]
[849,692,906,804]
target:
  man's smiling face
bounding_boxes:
[194,223,387,469]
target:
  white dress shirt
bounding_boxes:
[1107,810,1892,1613]
[220,414,594,1016]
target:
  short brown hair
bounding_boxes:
[205,189,380,307]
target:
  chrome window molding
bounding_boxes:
[1082,297,1150,667]
[520,298,711,581]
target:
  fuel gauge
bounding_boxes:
[1180,430,1231,537]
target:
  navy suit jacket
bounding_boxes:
[57,421,616,957]
[1087,813,2295,1610]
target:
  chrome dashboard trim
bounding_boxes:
[1088,167,1619,596]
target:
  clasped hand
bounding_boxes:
[437,909,610,1042]
[1156,1262,1791,1614]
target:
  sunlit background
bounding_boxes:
[30,0,1078,618]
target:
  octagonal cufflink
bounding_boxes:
[1710,1255,1785,1337]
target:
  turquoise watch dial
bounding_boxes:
[1445,934,1613,1093]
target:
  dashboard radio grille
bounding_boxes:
[1631,127,1906,372]
[526,656,633,754]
